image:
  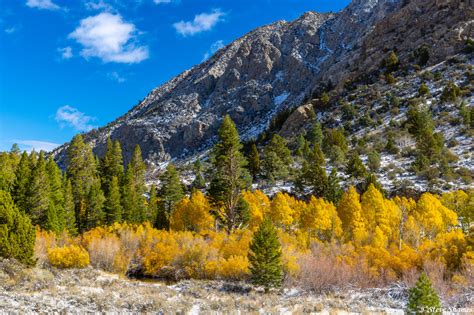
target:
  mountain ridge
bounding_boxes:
[53,0,472,187]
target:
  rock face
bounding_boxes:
[53,0,472,176]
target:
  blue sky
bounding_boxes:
[0,0,350,152]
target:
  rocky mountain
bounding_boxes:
[53,0,473,184]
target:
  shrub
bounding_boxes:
[0,190,36,265]
[440,81,461,103]
[407,272,442,314]
[47,245,90,268]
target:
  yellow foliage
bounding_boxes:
[300,196,342,241]
[415,193,458,238]
[170,190,214,233]
[217,255,249,280]
[47,245,90,268]
[338,187,368,245]
[269,192,295,229]
[242,190,270,229]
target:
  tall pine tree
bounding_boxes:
[262,134,293,182]
[122,144,147,223]
[104,176,122,224]
[156,163,184,230]
[12,151,32,213]
[67,134,101,232]
[208,115,251,233]
[26,151,50,227]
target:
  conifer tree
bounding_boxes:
[157,163,184,228]
[208,115,251,233]
[85,180,105,229]
[308,122,323,147]
[346,152,368,180]
[67,135,101,232]
[407,272,442,314]
[46,157,65,229]
[262,134,293,182]
[325,168,343,204]
[26,151,50,227]
[0,190,36,265]
[295,145,327,198]
[248,143,261,179]
[101,138,124,195]
[248,218,283,291]
[122,145,147,223]
[12,151,32,213]
[45,201,61,234]
[62,177,77,235]
[104,176,122,224]
[147,185,159,223]
[191,159,206,189]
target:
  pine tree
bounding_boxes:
[346,152,368,180]
[45,201,61,234]
[104,176,122,224]
[325,168,343,204]
[308,122,323,147]
[295,145,327,198]
[208,115,251,233]
[157,163,184,229]
[46,157,65,231]
[407,272,442,314]
[26,151,50,227]
[262,134,293,182]
[248,218,283,291]
[85,180,105,229]
[147,185,159,223]
[248,143,261,179]
[191,159,206,189]
[12,151,32,213]
[122,145,147,223]
[0,190,36,265]
[101,138,124,195]
[67,135,101,232]
[62,177,77,235]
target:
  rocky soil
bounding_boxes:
[1,259,472,314]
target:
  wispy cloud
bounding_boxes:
[107,71,126,83]
[68,13,149,64]
[4,27,16,34]
[154,0,175,3]
[55,105,96,132]
[84,0,114,12]
[14,140,60,152]
[202,40,224,61]
[26,0,60,10]
[58,46,73,59]
[173,9,224,36]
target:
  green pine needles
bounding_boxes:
[248,218,283,291]
[407,272,442,315]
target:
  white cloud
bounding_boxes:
[26,0,60,10]
[107,71,126,83]
[4,27,16,34]
[154,0,173,3]
[15,140,60,152]
[55,105,96,132]
[58,46,73,59]
[84,0,114,12]
[173,9,224,36]
[202,39,224,61]
[68,13,149,64]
